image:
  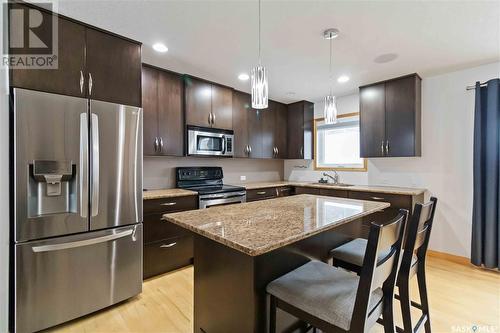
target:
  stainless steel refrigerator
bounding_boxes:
[12,88,143,333]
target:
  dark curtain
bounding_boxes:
[471,79,500,269]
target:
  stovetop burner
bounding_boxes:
[175,167,245,195]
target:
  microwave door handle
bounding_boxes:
[91,113,99,217]
[222,135,226,154]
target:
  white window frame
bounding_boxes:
[314,113,367,172]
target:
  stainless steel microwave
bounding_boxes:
[187,126,234,157]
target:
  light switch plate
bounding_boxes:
[240,175,247,181]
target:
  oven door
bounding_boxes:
[188,128,231,156]
[199,192,247,209]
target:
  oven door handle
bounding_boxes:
[200,193,246,201]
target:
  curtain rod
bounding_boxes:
[466,82,488,90]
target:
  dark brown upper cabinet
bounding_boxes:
[232,90,262,158]
[360,73,421,158]
[9,3,142,107]
[86,29,142,107]
[142,64,184,156]
[287,101,314,159]
[9,4,86,98]
[185,76,233,130]
[274,102,288,159]
[261,102,276,159]
[232,91,287,159]
[263,101,288,159]
[232,90,251,157]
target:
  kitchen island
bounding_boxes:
[164,194,390,333]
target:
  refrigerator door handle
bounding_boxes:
[31,228,136,253]
[80,113,89,218]
[91,113,100,217]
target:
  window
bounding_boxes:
[314,114,367,171]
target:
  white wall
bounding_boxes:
[144,157,284,189]
[285,62,500,258]
[0,0,10,331]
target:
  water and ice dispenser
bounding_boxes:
[28,160,77,217]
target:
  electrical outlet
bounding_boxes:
[240,175,246,181]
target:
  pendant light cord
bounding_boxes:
[329,35,333,95]
[258,0,261,65]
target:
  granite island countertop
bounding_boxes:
[164,194,390,256]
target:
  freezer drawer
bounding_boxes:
[14,224,143,333]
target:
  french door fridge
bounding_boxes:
[12,88,143,333]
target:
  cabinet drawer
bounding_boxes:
[319,189,349,198]
[247,188,278,201]
[144,213,191,243]
[276,186,294,197]
[143,236,193,279]
[143,195,198,214]
[348,191,412,210]
[295,187,320,195]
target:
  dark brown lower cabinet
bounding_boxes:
[246,188,278,201]
[276,186,294,197]
[143,195,198,279]
[319,188,349,197]
[143,236,193,279]
[295,187,320,195]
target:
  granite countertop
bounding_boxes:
[240,181,426,196]
[164,194,390,256]
[143,188,197,200]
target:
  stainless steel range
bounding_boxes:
[176,167,246,208]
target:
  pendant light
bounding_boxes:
[251,0,268,109]
[323,28,339,124]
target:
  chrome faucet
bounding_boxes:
[323,171,339,184]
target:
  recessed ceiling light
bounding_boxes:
[374,53,398,63]
[286,92,296,96]
[238,73,249,81]
[337,75,350,83]
[152,43,168,53]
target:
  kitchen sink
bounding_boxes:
[317,182,354,187]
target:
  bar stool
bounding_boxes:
[266,209,409,333]
[330,197,438,333]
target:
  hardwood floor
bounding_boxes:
[45,255,499,333]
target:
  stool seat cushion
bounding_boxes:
[331,238,417,267]
[266,261,383,330]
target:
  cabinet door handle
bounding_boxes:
[381,140,385,155]
[159,137,164,152]
[248,145,252,153]
[88,73,93,96]
[212,112,216,125]
[257,191,267,195]
[276,147,279,156]
[385,140,389,155]
[370,196,385,201]
[300,147,304,158]
[208,113,212,125]
[154,137,159,153]
[160,202,177,206]
[79,70,84,94]
[160,242,177,248]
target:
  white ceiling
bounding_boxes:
[52,0,499,103]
